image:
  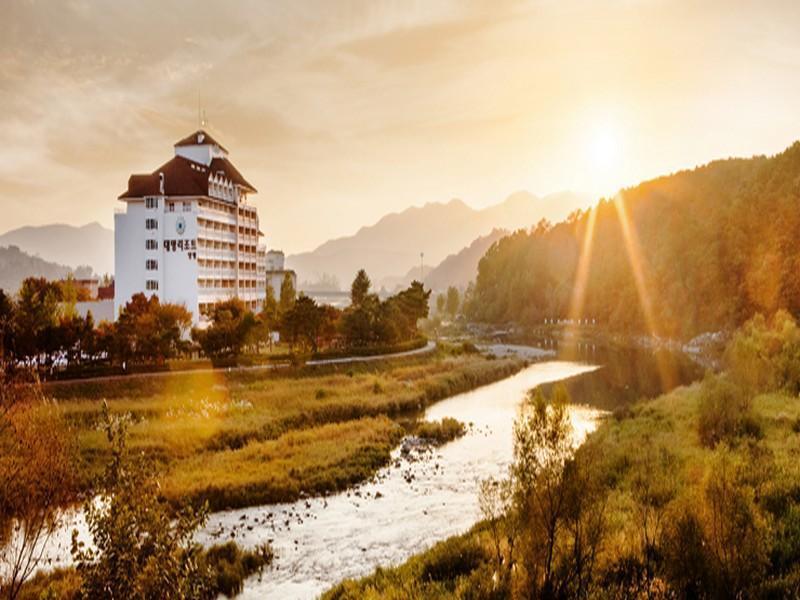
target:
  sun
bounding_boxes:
[587,124,622,171]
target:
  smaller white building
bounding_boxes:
[265,250,297,299]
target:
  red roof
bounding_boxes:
[209,158,256,192]
[118,155,256,199]
[174,129,228,153]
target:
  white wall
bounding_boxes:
[174,143,227,166]
[114,200,147,319]
[160,200,199,318]
[115,197,200,323]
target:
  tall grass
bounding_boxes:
[50,354,525,508]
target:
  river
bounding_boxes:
[31,344,701,598]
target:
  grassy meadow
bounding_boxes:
[325,377,800,598]
[49,349,524,511]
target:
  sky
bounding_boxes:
[2,0,800,254]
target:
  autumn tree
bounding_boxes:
[0,373,76,600]
[192,298,256,358]
[72,405,211,599]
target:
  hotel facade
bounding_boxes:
[115,130,267,322]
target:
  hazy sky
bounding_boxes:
[2,0,800,253]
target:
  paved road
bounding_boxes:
[45,341,437,387]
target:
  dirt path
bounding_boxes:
[45,341,437,387]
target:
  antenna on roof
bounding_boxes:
[196,91,209,129]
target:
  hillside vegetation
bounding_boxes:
[327,311,800,598]
[0,245,92,293]
[467,143,800,339]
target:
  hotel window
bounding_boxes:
[145,218,158,230]
[145,239,157,250]
[146,280,159,291]
[168,202,175,212]
[145,197,159,209]
[183,201,192,212]
[146,259,158,270]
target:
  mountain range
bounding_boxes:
[0,190,589,292]
[0,245,93,293]
[0,222,114,276]
[288,191,589,287]
[376,228,509,292]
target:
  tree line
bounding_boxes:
[466,142,800,339]
[0,270,429,374]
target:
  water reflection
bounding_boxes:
[534,339,702,411]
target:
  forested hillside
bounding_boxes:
[467,143,800,339]
[0,245,92,293]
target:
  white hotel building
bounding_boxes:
[115,130,267,322]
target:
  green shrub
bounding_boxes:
[419,536,487,583]
[414,417,466,444]
[697,374,753,448]
[203,542,273,597]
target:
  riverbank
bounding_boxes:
[471,321,727,371]
[193,361,601,597]
[53,348,526,512]
[326,331,800,597]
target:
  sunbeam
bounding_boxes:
[613,194,676,391]
[567,206,598,323]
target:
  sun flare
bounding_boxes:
[587,124,622,171]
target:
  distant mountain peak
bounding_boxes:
[0,222,114,275]
[287,190,589,286]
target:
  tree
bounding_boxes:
[280,294,323,352]
[258,286,280,351]
[13,277,63,365]
[0,373,76,600]
[279,273,296,316]
[445,286,460,318]
[510,385,607,598]
[392,280,430,338]
[115,294,191,364]
[350,270,371,308]
[72,404,211,599]
[435,293,446,315]
[192,298,256,358]
[341,294,380,347]
[0,290,14,368]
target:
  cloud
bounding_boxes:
[2,0,800,254]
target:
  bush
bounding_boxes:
[697,374,754,448]
[414,418,466,444]
[726,311,800,394]
[419,536,487,583]
[203,542,273,598]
